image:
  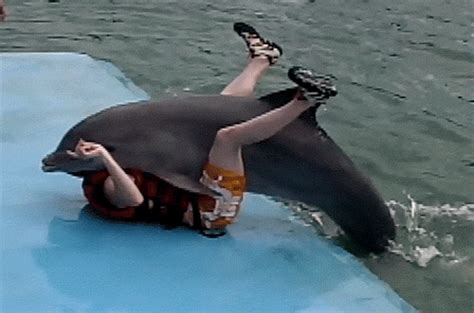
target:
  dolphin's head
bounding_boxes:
[41,150,102,174]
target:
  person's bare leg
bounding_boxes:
[184,65,338,227]
[221,22,282,97]
[208,92,311,174]
[184,94,307,228]
[211,65,338,174]
[220,57,270,97]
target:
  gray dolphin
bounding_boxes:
[42,88,395,252]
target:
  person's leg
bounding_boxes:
[183,92,311,231]
[0,0,7,22]
[221,22,282,97]
[220,58,270,96]
[186,65,338,231]
[208,91,311,174]
[209,66,338,174]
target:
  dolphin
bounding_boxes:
[41,87,395,252]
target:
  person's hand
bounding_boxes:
[0,0,7,22]
[67,139,109,160]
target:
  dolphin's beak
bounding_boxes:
[41,164,57,172]
[41,155,58,172]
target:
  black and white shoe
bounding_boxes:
[233,22,282,65]
[288,66,337,104]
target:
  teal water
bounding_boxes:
[1,1,473,312]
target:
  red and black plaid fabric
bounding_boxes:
[82,169,192,226]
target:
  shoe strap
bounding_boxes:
[249,41,280,65]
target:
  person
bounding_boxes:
[0,0,7,22]
[68,22,337,236]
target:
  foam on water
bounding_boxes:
[387,194,473,267]
[283,195,473,268]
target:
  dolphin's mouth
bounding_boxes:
[41,164,58,172]
[41,155,58,172]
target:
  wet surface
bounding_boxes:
[0,52,417,313]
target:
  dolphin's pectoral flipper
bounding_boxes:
[258,87,298,107]
[156,171,220,198]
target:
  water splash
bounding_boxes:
[387,195,473,267]
[282,195,473,268]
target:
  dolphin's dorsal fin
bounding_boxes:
[259,87,319,125]
[299,106,318,124]
[258,87,298,107]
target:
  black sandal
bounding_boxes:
[233,22,282,65]
[288,66,337,104]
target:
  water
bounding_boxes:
[1,0,473,312]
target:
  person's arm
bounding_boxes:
[68,139,144,208]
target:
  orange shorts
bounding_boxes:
[196,163,246,231]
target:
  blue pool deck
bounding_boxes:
[0,53,417,312]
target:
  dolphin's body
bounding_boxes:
[42,88,395,252]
